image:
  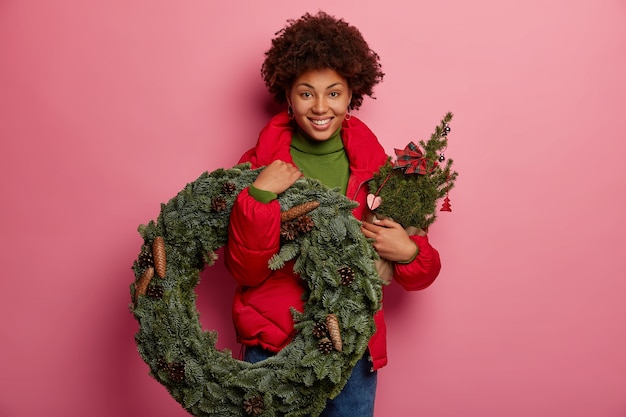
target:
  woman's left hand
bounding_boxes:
[361,218,421,262]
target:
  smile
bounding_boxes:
[310,118,332,126]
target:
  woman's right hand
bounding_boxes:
[252,160,302,194]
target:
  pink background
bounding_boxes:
[1,1,625,416]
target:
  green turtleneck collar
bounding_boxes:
[290,127,344,155]
[289,126,349,195]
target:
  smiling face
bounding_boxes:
[287,68,352,141]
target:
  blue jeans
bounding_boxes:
[244,346,377,417]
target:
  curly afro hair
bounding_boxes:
[261,11,384,111]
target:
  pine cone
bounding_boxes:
[211,196,227,212]
[338,266,355,285]
[318,337,334,354]
[168,361,185,382]
[137,246,153,269]
[134,266,154,303]
[325,314,343,352]
[280,201,320,222]
[156,358,168,371]
[155,358,184,382]
[312,321,328,339]
[243,396,264,416]
[222,181,237,195]
[152,237,167,278]
[280,222,298,241]
[296,215,314,233]
[146,284,163,299]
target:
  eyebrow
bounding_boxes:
[297,82,345,90]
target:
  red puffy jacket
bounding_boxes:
[225,111,441,370]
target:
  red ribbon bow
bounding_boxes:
[393,142,437,175]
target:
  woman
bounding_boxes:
[225,11,441,416]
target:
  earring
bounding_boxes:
[345,108,352,121]
[287,105,294,120]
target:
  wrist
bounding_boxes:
[396,242,419,264]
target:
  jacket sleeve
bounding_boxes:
[393,234,441,291]
[224,187,281,287]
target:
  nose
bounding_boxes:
[312,96,328,114]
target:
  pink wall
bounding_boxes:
[1,1,625,416]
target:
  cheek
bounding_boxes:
[292,105,309,120]
[333,102,349,116]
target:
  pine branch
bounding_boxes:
[368,112,458,229]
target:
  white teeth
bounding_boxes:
[311,119,331,126]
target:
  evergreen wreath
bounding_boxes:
[130,164,383,417]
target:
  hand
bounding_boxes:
[361,217,421,262]
[253,160,302,195]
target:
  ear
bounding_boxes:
[285,90,292,107]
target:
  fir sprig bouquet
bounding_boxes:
[367,112,458,230]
